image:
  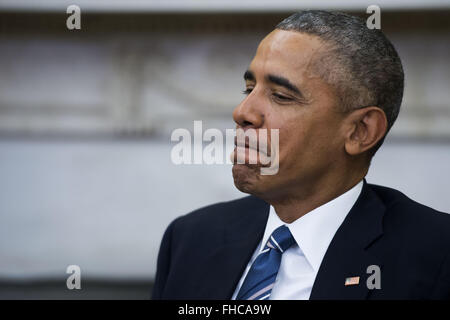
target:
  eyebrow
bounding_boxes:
[243,70,303,97]
[243,70,255,81]
[267,74,302,96]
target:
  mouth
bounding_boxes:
[234,136,264,152]
[232,136,272,166]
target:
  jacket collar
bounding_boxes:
[309,180,385,299]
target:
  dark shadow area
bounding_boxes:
[0,278,153,300]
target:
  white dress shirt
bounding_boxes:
[231,180,364,300]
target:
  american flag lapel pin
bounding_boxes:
[345,276,360,286]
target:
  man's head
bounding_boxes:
[231,10,404,201]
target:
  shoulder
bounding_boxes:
[368,183,450,245]
[368,183,450,222]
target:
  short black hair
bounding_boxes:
[276,10,404,156]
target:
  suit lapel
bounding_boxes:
[193,196,270,299]
[310,181,385,300]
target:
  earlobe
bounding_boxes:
[344,107,387,156]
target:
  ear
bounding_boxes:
[344,106,388,156]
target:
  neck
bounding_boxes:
[267,167,367,224]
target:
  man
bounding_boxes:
[152,11,450,300]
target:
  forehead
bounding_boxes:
[249,29,325,80]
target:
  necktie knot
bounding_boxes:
[265,225,296,253]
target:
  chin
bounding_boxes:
[232,164,264,195]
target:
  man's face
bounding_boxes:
[231,29,349,201]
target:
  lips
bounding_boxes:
[234,136,266,153]
[232,135,273,167]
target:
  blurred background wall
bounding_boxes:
[0,0,449,299]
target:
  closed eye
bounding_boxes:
[272,93,293,102]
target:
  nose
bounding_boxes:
[232,90,264,129]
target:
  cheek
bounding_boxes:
[275,119,308,166]
[277,113,341,168]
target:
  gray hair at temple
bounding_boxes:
[276,10,404,156]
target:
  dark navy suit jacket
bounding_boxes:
[152,181,450,299]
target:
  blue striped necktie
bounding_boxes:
[236,225,296,300]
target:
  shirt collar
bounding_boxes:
[258,180,364,272]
